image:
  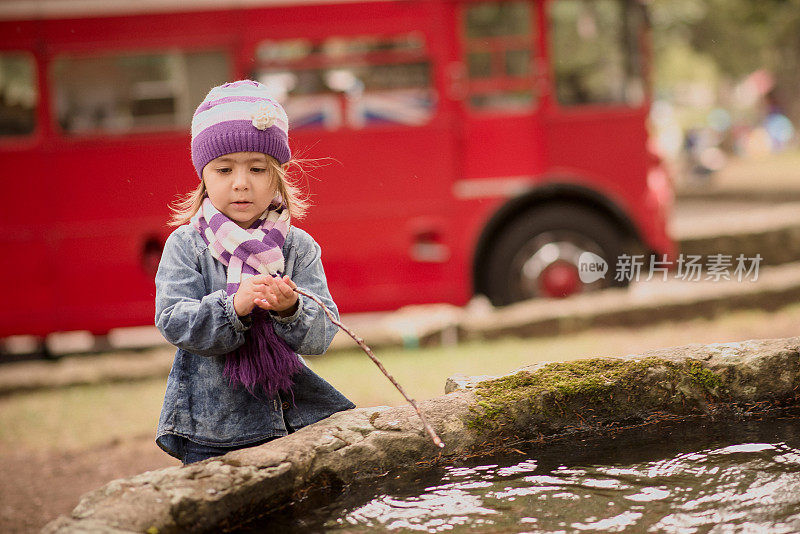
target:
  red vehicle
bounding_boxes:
[0,0,674,343]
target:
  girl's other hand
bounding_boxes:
[235,274,298,318]
[258,275,299,317]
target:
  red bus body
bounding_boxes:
[0,0,674,339]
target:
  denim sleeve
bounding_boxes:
[154,230,251,357]
[269,234,339,355]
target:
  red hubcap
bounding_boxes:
[539,260,581,298]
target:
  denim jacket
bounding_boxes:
[154,223,355,460]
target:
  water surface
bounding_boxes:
[239,410,800,533]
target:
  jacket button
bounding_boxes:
[281,402,290,410]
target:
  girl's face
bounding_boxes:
[202,152,277,229]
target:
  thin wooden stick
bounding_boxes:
[293,287,445,449]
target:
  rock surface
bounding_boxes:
[43,337,800,533]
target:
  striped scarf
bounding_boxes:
[190,196,302,398]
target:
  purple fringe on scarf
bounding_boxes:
[224,307,302,400]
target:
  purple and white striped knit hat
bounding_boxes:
[191,80,291,178]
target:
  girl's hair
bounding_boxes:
[168,156,315,227]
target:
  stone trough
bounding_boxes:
[43,337,800,533]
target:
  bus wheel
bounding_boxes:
[482,205,627,306]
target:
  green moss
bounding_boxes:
[685,359,724,391]
[467,357,725,431]
[475,400,504,420]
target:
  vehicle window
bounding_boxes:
[550,0,645,107]
[52,50,229,134]
[0,52,37,137]
[252,33,435,130]
[463,1,537,111]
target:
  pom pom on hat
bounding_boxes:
[191,80,291,178]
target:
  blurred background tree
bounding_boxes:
[648,0,799,176]
[652,0,800,123]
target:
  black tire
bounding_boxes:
[481,204,628,306]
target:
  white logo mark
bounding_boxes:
[578,252,608,283]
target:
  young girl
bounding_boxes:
[154,80,355,465]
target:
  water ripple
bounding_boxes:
[321,416,800,533]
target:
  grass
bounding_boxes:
[1,302,799,454]
[0,379,167,454]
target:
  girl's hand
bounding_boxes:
[234,275,299,317]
